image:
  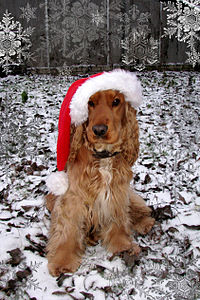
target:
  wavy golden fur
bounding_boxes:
[46,89,155,276]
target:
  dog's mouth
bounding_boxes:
[93,149,120,159]
[89,135,122,159]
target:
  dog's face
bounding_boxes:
[86,90,126,151]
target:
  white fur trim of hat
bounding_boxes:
[46,171,68,196]
[70,69,142,126]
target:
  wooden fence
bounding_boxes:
[0,0,199,74]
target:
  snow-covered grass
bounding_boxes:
[0,71,200,300]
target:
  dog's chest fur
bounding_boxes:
[94,158,113,224]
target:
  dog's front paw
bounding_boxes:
[48,256,81,277]
[47,246,82,277]
[109,241,141,263]
[107,234,133,255]
[129,242,141,256]
[133,216,155,235]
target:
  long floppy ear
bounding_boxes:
[121,102,139,166]
[66,124,84,165]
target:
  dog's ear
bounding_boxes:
[67,124,84,164]
[121,102,139,166]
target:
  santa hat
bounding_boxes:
[46,69,142,195]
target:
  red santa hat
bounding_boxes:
[57,69,143,172]
[46,69,143,196]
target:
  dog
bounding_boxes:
[46,84,155,277]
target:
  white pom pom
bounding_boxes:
[46,171,68,196]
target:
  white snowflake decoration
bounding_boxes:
[163,0,200,67]
[20,2,37,23]
[122,31,159,71]
[48,0,106,64]
[91,10,105,27]
[121,5,159,71]
[0,10,33,74]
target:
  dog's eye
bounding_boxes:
[88,100,95,107]
[112,98,120,107]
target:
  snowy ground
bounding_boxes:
[0,71,200,300]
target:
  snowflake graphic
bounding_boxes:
[0,10,33,74]
[20,2,37,23]
[91,10,105,27]
[163,0,200,67]
[179,6,200,32]
[120,4,159,71]
[48,0,106,64]
[122,31,159,71]
[166,274,197,300]
[122,4,150,30]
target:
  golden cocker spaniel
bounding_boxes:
[46,72,155,277]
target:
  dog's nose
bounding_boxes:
[92,124,108,137]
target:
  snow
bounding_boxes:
[0,71,200,299]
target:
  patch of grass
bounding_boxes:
[21,91,28,104]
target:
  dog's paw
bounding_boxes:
[48,255,81,277]
[107,235,132,255]
[142,217,155,234]
[109,242,141,267]
[128,242,141,256]
[108,235,141,257]
[133,217,155,235]
[48,259,80,277]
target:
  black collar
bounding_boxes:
[93,149,120,159]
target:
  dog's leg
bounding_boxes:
[47,193,87,276]
[102,222,141,256]
[129,190,155,235]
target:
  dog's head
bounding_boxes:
[68,89,139,166]
[86,90,126,150]
[57,70,142,171]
